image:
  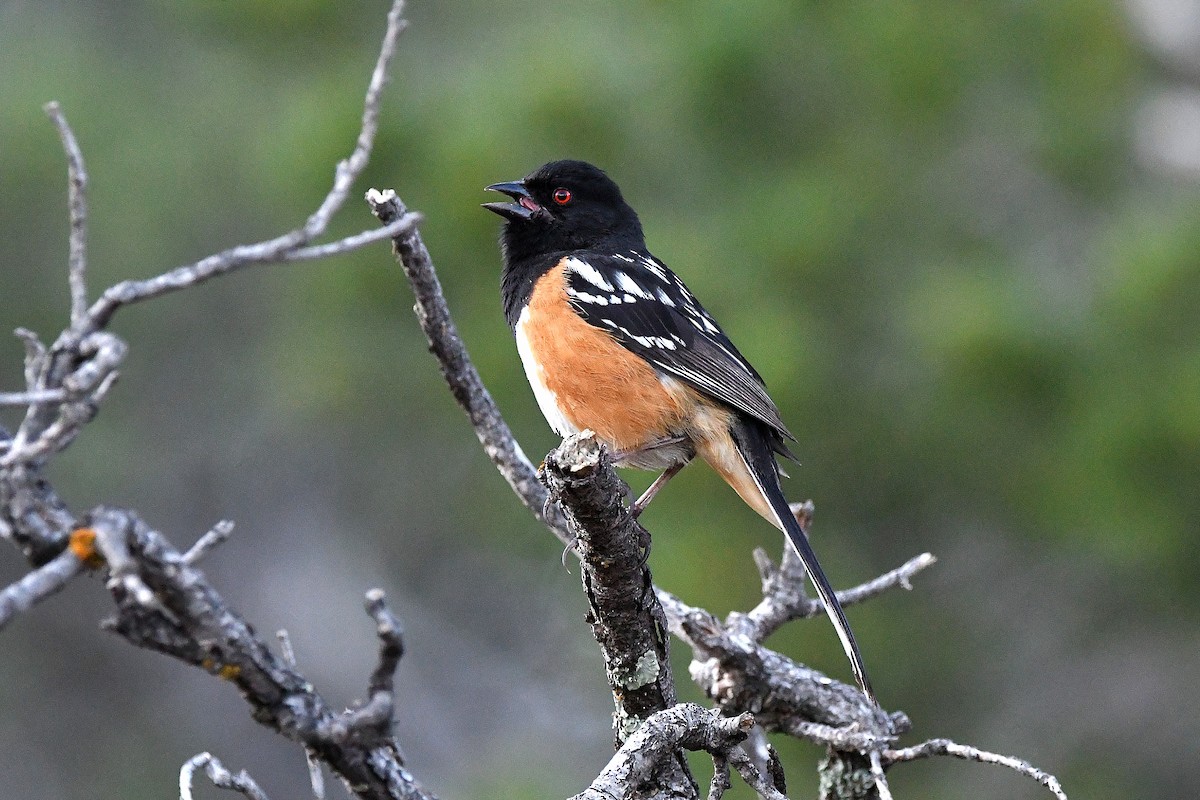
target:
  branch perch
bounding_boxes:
[541,433,679,741]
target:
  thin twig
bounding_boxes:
[736,550,938,642]
[885,738,1069,800]
[725,748,789,800]
[0,331,126,468]
[708,755,732,800]
[179,752,271,800]
[0,389,68,407]
[276,628,298,666]
[786,720,893,752]
[182,520,235,565]
[275,629,326,800]
[90,508,161,611]
[571,704,753,800]
[338,589,404,736]
[283,213,422,263]
[83,0,410,331]
[304,1,407,237]
[0,548,83,632]
[365,188,571,542]
[15,328,47,387]
[869,751,894,800]
[43,102,89,328]
[364,588,405,697]
[829,552,938,609]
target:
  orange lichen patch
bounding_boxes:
[199,658,241,681]
[68,528,105,568]
[523,263,692,451]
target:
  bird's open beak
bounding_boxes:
[483,180,540,221]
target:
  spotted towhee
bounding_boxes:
[484,159,875,703]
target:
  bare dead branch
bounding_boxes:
[283,213,422,263]
[0,454,74,565]
[0,547,83,632]
[787,721,890,754]
[183,520,236,566]
[571,704,753,800]
[15,328,48,387]
[43,102,89,327]
[69,505,435,800]
[0,4,1075,800]
[1,7,449,798]
[816,750,880,800]
[304,1,406,238]
[0,389,68,407]
[724,748,788,800]
[659,588,898,738]
[340,589,405,737]
[1,331,125,468]
[707,756,732,800]
[365,187,571,542]
[1,0,410,478]
[277,628,298,665]
[885,738,1069,800]
[828,552,937,608]
[364,589,405,695]
[868,752,893,800]
[81,0,408,332]
[180,752,272,800]
[275,629,328,800]
[733,543,938,643]
[540,432,686,793]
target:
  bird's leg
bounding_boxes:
[631,462,685,518]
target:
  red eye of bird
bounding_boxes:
[552,188,572,205]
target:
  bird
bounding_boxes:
[482,159,875,704]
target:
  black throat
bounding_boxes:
[499,249,566,329]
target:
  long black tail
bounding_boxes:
[731,420,877,705]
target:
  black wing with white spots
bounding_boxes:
[561,251,796,441]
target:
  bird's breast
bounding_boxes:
[515,261,695,459]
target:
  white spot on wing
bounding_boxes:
[613,270,651,299]
[563,257,615,292]
[567,289,610,306]
[638,255,668,281]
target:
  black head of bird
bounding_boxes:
[483,159,645,266]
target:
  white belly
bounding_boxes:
[515,306,579,437]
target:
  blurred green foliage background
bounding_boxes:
[2,1,1197,798]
